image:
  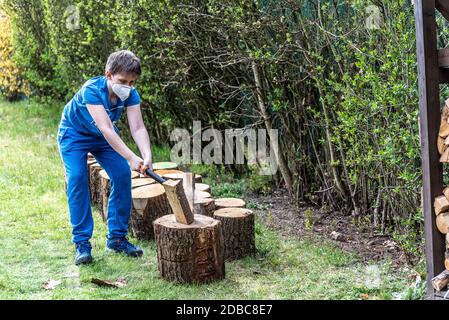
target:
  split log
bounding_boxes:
[440,122,449,138]
[432,270,449,291]
[213,208,255,261]
[435,195,449,215]
[89,163,103,206]
[436,212,449,234]
[195,183,211,193]
[152,162,178,170]
[162,179,194,225]
[153,214,225,283]
[214,198,246,210]
[182,172,194,210]
[162,173,202,183]
[129,184,170,240]
[438,136,447,155]
[131,177,155,189]
[444,187,449,201]
[440,147,449,163]
[445,250,449,270]
[154,169,183,176]
[193,197,215,217]
[98,170,110,221]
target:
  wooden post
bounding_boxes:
[415,0,446,299]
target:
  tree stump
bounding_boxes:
[153,214,225,283]
[195,183,211,193]
[214,198,246,210]
[131,177,155,189]
[194,190,212,201]
[89,163,103,206]
[152,162,179,170]
[162,173,202,183]
[193,197,215,217]
[129,184,170,240]
[154,169,183,176]
[213,208,255,261]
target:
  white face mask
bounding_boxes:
[111,83,131,101]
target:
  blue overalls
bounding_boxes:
[57,76,141,245]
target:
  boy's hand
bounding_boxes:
[139,156,153,176]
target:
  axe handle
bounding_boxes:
[145,169,167,184]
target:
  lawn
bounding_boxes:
[0,98,420,299]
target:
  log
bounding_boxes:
[435,195,449,215]
[432,270,449,291]
[440,122,449,138]
[129,184,170,240]
[444,187,449,201]
[438,136,447,155]
[194,191,212,201]
[131,177,155,189]
[182,172,194,210]
[154,169,183,176]
[98,170,110,221]
[436,212,449,234]
[153,214,225,283]
[446,233,449,250]
[131,171,140,179]
[162,179,194,225]
[440,147,449,163]
[214,198,246,210]
[193,197,215,217]
[152,162,179,170]
[445,250,449,270]
[213,208,255,261]
[89,163,103,206]
[162,173,202,183]
[195,183,211,193]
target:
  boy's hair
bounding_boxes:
[105,50,141,76]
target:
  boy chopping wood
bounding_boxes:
[57,50,152,265]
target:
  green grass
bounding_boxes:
[0,98,421,299]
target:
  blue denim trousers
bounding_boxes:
[57,125,132,244]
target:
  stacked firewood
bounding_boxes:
[85,155,255,284]
[432,102,449,291]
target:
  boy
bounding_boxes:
[57,50,152,265]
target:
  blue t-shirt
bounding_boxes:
[60,76,140,136]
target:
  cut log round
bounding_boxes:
[214,198,246,210]
[213,208,255,261]
[131,171,140,179]
[152,162,179,170]
[153,214,225,283]
[194,190,212,201]
[432,270,449,291]
[154,169,183,176]
[445,250,449,270]
[162,173,202,183]
[193,197,215,217]
[435,195,449,215]
[437,212,449,234]
[89,163,103,206]
[129,184,170,240]
[98,170,110,221]
[131,177,155,189]
[441,147,449,163]
[195,183,211,193]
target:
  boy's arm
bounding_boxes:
[126,104,153,170]
[86,104,143,171]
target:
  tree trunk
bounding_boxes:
[251,60,293,195]
[153,214,225,283]
[213,207,255,261]
[129,184,170,240]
